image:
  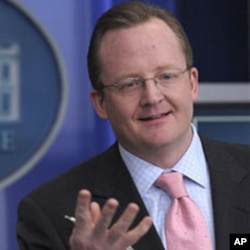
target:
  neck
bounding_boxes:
[123,127,194,169]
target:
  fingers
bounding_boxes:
[108,203,152,246]
[70,190,95,249]
[90,201,101,223]
[74,190,93,233]
[108,203,139,243]
[125,216,152,246]
[93,198,119,237]
[70,189,153,250]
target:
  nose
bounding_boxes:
[140,78,164,106]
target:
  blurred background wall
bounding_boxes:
[0,0,249,249]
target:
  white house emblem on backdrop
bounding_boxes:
[0,42,20,123]
[0,0,67,189]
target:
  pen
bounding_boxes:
[64,215,76,223]
[64,215,134,250]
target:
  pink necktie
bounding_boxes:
[155,172,213,250]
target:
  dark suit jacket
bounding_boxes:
[16,137,250,250]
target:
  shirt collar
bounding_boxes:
[172,124,208,188]
[119,145,162,196]
[119,124,208,196]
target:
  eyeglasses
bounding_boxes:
[97,67,190,95]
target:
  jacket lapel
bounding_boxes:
[92,144,164,250]
[202,138,249,250]
[90,139,250,250]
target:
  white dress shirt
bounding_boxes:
[119,124,215,249]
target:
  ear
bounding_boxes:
[90,89,109,119]
[189,67,199,101]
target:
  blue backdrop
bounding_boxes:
[0,1,249,250]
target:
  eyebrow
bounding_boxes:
[155,64,180,71]
[112,64,183,82]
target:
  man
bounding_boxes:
[17,1,250,250]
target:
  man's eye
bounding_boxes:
[159,73,174,80]
[120,80,141,91]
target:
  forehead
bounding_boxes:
[98,18,186,79]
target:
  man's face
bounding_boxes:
[91,18,198,162]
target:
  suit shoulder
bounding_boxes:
[25,144,119,203]
[201,136,250,166]
[202,136,249,152]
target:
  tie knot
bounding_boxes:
[155,172,187,199]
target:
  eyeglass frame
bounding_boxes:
[96,66,192,95]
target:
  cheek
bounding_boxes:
[105,99,138,140]
[105,96,135,123]
[168,87,195,115]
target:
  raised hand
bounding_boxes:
[69,190,152,250]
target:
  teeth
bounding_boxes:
[153,114,163,119]
[141,114,165,120]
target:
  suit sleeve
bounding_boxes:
[16,197,67,250]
